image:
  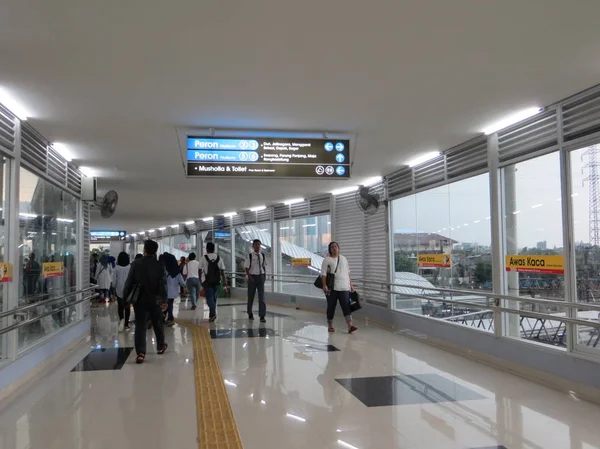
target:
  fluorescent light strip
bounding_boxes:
[283,198,304,206]
[222,212,237,218]
[532,204,543,209]
[302,224,317,228]
[362,176,382,186]
[202,217,213,222]
[52,142,74,162]
[184,221,194,225]
[0,86,29,120]
[482,107,542,134]
[286,413,306,422]
[57,218,74,223]
[147,229,155,233]
[158,227,167,231]
[224,380,237,387]
[407,151,440,168]
[338,440,360,449]
[19,213,37,218]
[332,186,358,196]
[170,224,179,228]
[250,206,266,212]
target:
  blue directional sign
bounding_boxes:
[186,136,350,179]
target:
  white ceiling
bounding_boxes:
[1,0,600,232]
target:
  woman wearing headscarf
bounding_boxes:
[108,255,117,301]
[163,252,185,326]
[113,252,131,331]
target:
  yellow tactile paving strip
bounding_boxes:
[177,320,244,449]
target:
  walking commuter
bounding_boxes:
[179,256,187,298]
[183,253,201,310]
[163,253,186,326]
[199,242,228,322]
[245,239,267,323]
[123,240,168,364]
[94,254,112,303]
[113,252,131,331]
[320,242,357,334]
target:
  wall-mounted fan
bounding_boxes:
[87,189,119,218]
[355,186,380,215]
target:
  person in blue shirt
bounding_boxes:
[162,252,186,326]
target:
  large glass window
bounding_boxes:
[502,152,566,347]
[570,144,600,351]
[0,157,8,360]
[18,167,78,352]
[391,174,493,330]
[201,229,232,274]
[277,215,330,298]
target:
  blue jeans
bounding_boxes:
[186,278,200,307]
[204,286,218,317]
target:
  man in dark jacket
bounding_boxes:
[123,240,168,364]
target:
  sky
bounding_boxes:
[391,145,598,249]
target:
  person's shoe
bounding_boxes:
[260,317,266,323]
[136,354,145,364]
[348,325,358,334]
[248,314,255,321]
[191,305,197,311]
[157,343,168,354]
[166,320,175,327]
[118,319,125,332]
[124,324,131,331]
[209,316,217,322]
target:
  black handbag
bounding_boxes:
[126,283,141,306]
[314,258,339,290]
[349,290,364,312]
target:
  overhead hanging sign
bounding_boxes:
[0,262,13,283]
[505,255,564,275]
[91,231,127,241]
[418,254,451,269]
[186,137,351,179]
[43,262,64,279]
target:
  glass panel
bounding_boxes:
[234,224,272,291]
[277,215,330,298]
[18,167,79,352]
[391,174,494,332]
[172,233,196,260]
[502,152,565,347]
[202,229,233,274]
[570,144,600,351]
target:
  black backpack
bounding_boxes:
[204,255,221,287]
[248,252,265,274]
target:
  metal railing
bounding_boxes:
[228,271,600,347]
[0,286,98,336]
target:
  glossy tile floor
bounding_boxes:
[1,297,600,448]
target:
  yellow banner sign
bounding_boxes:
[291,258,312,267]
[43,262,64,279]
[505,255,564,275]
[0,262,12,283]
[418,254,451,268]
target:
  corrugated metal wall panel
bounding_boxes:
[334,192,364,282]
[21,123,47,173]
[445,136,488,179]
[386,166,413,200]
[363,183,389,306]
[82,204,90,289]
[232,214,243,226]
[562,86,600,143]
[273,205,289,221]
[498,109,558,163]
[309,195,331,215]
[0,105,16,154]
[290,201,309,218]
[67,163,82,194]
[243,211,256,224]
[257,208,271,223]
[47,147,67,184]
[413,155,445,190]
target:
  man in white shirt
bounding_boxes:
[245,239,268,322]
[183,252,201,310]
[199,242,227,322]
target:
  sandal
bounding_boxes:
[348,325,358,334]
[328,327,335,333]
[157,343,168,355]
[136,354,146,364]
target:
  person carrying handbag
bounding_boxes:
[123,240,168,364]
[319,242,357,334]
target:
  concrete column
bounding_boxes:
[504,165,520,337]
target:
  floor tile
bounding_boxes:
[209,327,278,339]
[71,347,133,371]
[293,344,340,352]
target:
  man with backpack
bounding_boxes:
[199,242,227,322]
[245,239,268,323]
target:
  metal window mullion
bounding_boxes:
[487,133,504,338]
[558,107,578,354]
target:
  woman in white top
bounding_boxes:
[183,252,201,310]
[320,242,357,334]
[113,252,131,331]
[94,254,113,303]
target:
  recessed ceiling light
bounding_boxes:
[407,152,441,168]
[482,107,542,135]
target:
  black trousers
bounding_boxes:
[117,296,131,324]
[134,297,165,355]
[326,290,351,322]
